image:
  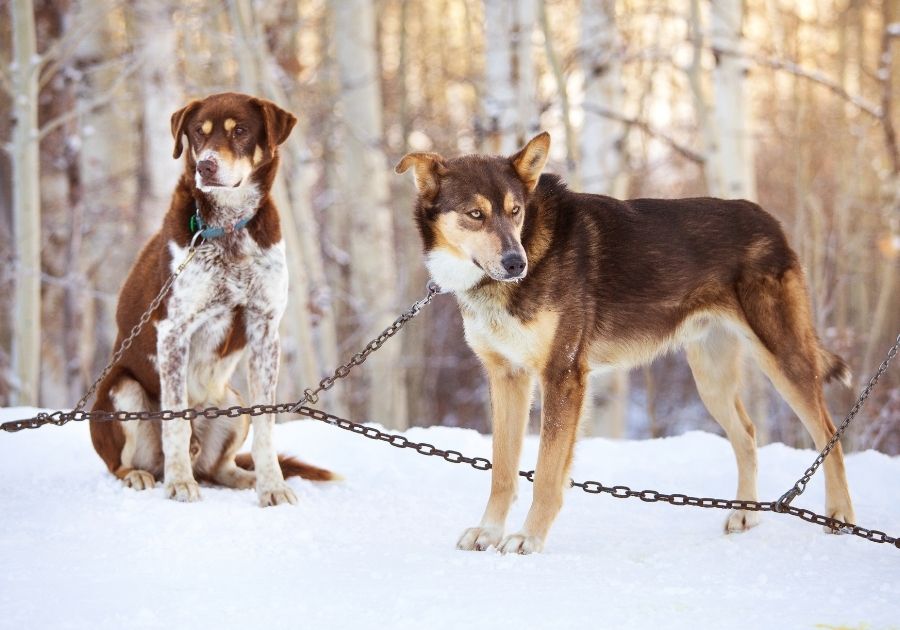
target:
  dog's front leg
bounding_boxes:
[499,357,587,555]
[158,318,201,502]
[247,317,296,507]
[458,354,533,551]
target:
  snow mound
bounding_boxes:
[1,407,898,629]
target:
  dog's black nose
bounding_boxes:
[501,253,527,277]
[198,159,218,179]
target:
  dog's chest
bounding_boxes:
[459,295,559,370]
[158,237,288,401]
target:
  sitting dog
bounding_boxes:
[396,132,854,553]
[90,92,332,505]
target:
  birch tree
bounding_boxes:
[333,0,406,428]
[709,0,756,199]
[578,0,629,438]
[483,0,517,154]
[579,0,626,196]
[10,0,41,405]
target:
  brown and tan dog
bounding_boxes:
[90,92,332,505]
[396,132,854,554]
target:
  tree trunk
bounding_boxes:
[134,1,182,240]
[483,0,517,154]
[709,0,756,199]
[579,0,626,196]
[333,0,406,428]
[10,0,41,406]
[579,0,629,438]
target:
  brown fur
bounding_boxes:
[397,132,854,554]
[90,93,334,492]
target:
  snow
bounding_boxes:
[1,406,898,630]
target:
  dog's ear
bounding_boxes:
[252,98,297,151]
[171,100,201,159]
[510,132,551,192]
[394,152,448,200]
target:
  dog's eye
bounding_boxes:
[233,126,246,136]
[510,205,521,216]
[467,209,483,220]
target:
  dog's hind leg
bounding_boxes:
[686,326,760,533]
[107,376,162,491]
[458,352,533,552]
[739,268,855,528]
[197,387,255,490]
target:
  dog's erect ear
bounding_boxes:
[171,100,201,159]
[252,98,298,151]
[394,152,448,200]
[510,132,551,192]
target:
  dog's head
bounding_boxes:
[396,132,550,293]
[170,92,296,194]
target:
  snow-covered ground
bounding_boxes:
[1,406,898,630]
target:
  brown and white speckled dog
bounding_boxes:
[396,132,854,554]
[90,92,332,505]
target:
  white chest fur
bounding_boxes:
[157,235,288,405]
[458,292,559,371]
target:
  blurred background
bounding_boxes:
[0,0,898,452]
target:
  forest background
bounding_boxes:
[1,0,898,453]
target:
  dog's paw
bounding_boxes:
[457,526,503,551]
[164,479,201,502]
[724,509,760,533]
[498,533,544,555]
[258,484,297,507]
[123,470,156,491]
[823,506,856,534]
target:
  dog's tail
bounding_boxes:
[819,347,852,387]
[235,453,338,481]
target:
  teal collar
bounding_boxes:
[189,208,255,241]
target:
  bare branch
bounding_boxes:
[36,1,124,82]
[583,104,706,165]
[37,56,143,140]
[716,48,882,119]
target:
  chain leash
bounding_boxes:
[1,276,897,549]
[0,279,440,433]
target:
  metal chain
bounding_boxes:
[291,282,443,410]
[774,331,900,512]
[68,241,201,418]
[1,278,897,549]
[0,280,441,433]
[291,402,897,548]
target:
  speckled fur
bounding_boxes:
[90,93,333,504]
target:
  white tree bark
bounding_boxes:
[10,0,41,405]
[579,0,629,438]
[333,0,406,428]
[135,1,182,239]
[512,0,539,144]
[710,0,756,199]
[579,0,626,197]
[483,0,517,154]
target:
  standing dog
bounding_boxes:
[396,132,854,554]
[90,92,332,505]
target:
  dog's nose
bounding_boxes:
[197,159,218,179]
[501,252,527,277]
